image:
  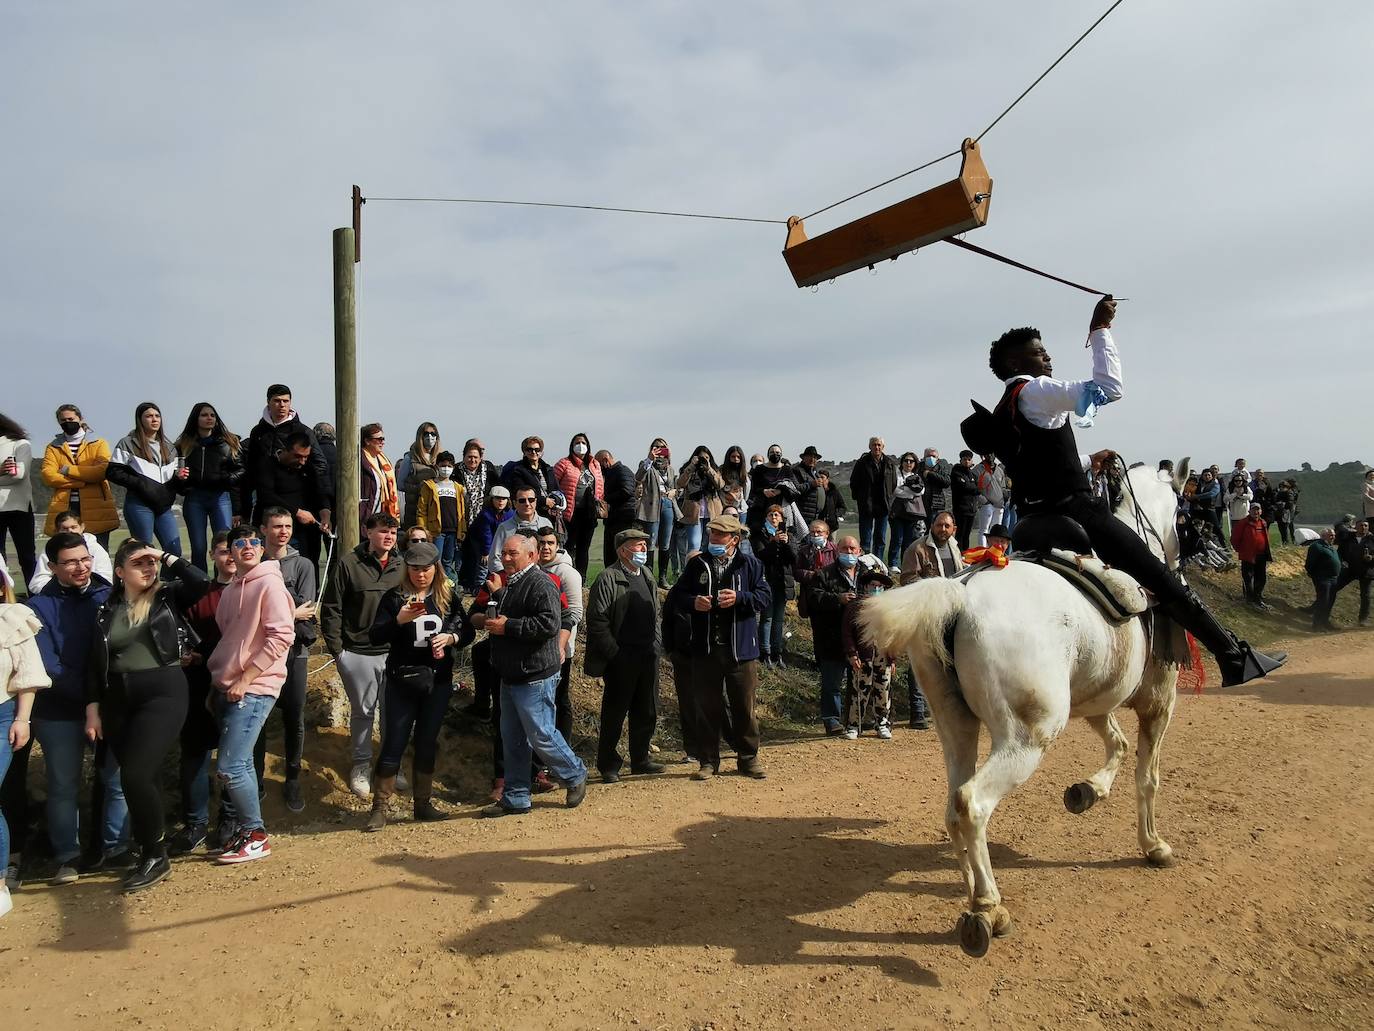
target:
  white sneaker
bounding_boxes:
[876,723,893,740]
[348,763,372,798]
[0,883,11,918]
[843,726,859,741]
[395,769,410,793]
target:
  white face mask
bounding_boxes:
[422,433,437,446]
[437,466,454,479]
[573,443,588,456]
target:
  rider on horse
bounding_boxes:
[964,297,1286,687]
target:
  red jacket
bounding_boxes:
[1232,516,1272,563]
[551,455,604,522]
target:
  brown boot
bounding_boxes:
[364,775,396,832]
[412,770,447,822]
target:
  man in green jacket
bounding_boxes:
[584,528,664,783]
[319,513,403,796]
[1305,527,1342,630]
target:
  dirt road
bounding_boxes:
[6,632,1372,1030]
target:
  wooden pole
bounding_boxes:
[332,227,360,551]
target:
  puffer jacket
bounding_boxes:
[41,435,118,534]
[552,455,604,523]
[106,434,181,513]
[27,574,112,720]
[180,436,244,495]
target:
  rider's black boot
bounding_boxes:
[1161,588,1287,687]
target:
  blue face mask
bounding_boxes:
[838,553,859,567]
[707,543,728,557]
[810,535,826,547]
[865,586,885,596]
[630,551,648,566]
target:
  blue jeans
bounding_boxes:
[123,497,183,556]
[675,518,703,572]
[182,488,232,571]
[858,512,888,559]
[216,694,275,833]
[435,532,460,584]
[33,718,129,862]
[638,497,676,551]
[818,661,849,730]
[0,699,11,871]
[759,594,788,658]
[888,517,923,568]
[499,673,587,810]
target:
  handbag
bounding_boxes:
[392,665,435,695]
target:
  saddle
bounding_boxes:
[964,513,1149,624]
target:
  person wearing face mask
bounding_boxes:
[666,515,770,780]
[841,570,898,739]
[718,445,748,512]
[635,439,678,587]
[919,447,953,516]
[807,535,864,736]
[757,505,796,669]
[794,520,838,621]
[395,423,443,527]
[584,528,665,783]
[746,445,797,541]
[551,433,604,579]
[414,450,466,585]
[41,404,119,550]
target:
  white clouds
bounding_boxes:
[2,2,1370,470]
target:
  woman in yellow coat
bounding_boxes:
[40,404,119,545]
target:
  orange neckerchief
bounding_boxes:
[962,544,1009,568]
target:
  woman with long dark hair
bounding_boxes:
[107,403,188,557]
[675,445,723,569]
[86,539,208,892]
[174,403,243,571]
[0,413,37,588]
[551,432,604,577]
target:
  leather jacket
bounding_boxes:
[88,557,210,702]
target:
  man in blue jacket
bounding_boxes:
[26,532,129,883]
[667,514,771,781]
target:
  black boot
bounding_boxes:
[1162,588,1287,687]
[412,770,446,822]
[657,551,670,588]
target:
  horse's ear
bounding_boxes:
[1174,456,1191,494]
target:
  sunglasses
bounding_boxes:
[369,436,385,443]
[516,497,537,504]
[524,447,542,454]
[232,537,263,550]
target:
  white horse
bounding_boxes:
[862,461,1188,958]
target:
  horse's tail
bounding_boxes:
[861,578,966,668]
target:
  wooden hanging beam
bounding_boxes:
[783,138,993,288]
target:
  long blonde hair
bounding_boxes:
[405,560,452,618]
[114,538,162,626]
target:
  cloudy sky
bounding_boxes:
[3,2,1369,473]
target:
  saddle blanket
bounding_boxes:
[958,548,1148,624]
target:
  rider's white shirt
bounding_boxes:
[1003,328,1122,429]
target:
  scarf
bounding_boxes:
[364,450,399,518]
[460,464,488,523]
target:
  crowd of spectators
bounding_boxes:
[0,396,1369,919]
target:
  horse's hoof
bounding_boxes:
[1145,844,1175,868]
[1063,782,1098,814]
[990,905,1013,938]
[957,911,992,958]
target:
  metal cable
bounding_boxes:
[365,196,784,225]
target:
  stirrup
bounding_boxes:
[1219,642,1287,687]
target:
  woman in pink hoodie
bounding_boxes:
[208,525,295,865]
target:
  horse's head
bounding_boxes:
[1115,457,1186,569]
